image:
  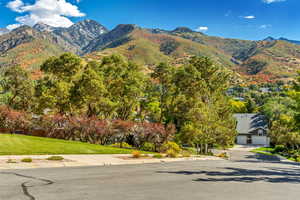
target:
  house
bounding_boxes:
[234,113,270,146]
[259,87,271,93]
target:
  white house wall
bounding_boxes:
[237,136,247,145]
[252,136,270,146]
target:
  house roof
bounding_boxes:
[234,113,268,134]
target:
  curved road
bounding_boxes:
[0,149,299,200]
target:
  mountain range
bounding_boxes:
[1,19,300,83]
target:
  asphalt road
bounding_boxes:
[0,150,299,200]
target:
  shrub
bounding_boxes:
[153,154,164,159]
[183,147,197,155]
[0,106,32,133]
[132,151,141,158]
[6,159,17,164]
[140,142,155,152]
[288,150,300,160]
[161,142,181,154]
[110,142,132,148]
[216,152,228,159]
[47,156,64,161]
[21,158,33,163]
[166,149,178,158]
[133,123,176,151]
[181,151,191,157]
[274,145,285,153]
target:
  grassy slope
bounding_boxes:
[0,134,140,155]
[88,29,234,68]
[0,39,63,78]
[171,31,256,56]
[237,41,300,81]
[89,29,300,83]
[172,32,300,82]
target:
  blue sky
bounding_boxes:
[0,0,299,40]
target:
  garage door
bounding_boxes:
[252,136,268,145]
[237,136,247,145]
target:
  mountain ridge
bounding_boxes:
[1,20,300,83]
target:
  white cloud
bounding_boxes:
[244,15,256,19]
[259,24,272,29]
[7,0,24,12]
[6,0,85,29]
[196,26,208,32]
[262,0,286,4]
[6,23,22,30]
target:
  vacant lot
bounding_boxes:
[0,134,137,155]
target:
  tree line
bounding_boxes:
[251,75,300,160]
[0,53,236,153]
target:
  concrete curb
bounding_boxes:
[0,154,222,170]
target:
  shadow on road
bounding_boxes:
[157,153,300,184]
[157,166,300,183]
[232,153,300,167]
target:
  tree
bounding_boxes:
[262,96,295,122]
[35,53,84,114]
[264,74,300,150]
[245,97,257,113]
[40,53,83,81]
[229,100,248,113]
[150,62,176,123]
[0,66,34,111]
[71,61,114,117]
[176,56,236,152]
[99,55,147,120]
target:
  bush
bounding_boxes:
[132,151,141,158]
[140,142,155,152]
[288,150,300,160]
[274,145,285,153]
[183,147,197,155]
[216,152,228,159]
[6,159,17,163]
[0,106,32,133]
[21,158,33,163]
[153,154,164,159]
[166,149,178,158]
[47,156,64,161]
[181,151,191,157]
[161,142,181,154]
[110,142,132,148]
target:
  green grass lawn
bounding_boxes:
[251,147,275,156]
[0,134,142,155]
[252,147,300,162]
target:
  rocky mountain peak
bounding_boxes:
[172,27,194,33]
[49,19,109,53]
[33,22,56,32]
[68,19,108,36]
[82,24,138,54]
[263,36,276,42]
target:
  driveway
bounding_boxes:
[0,149,299,200]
